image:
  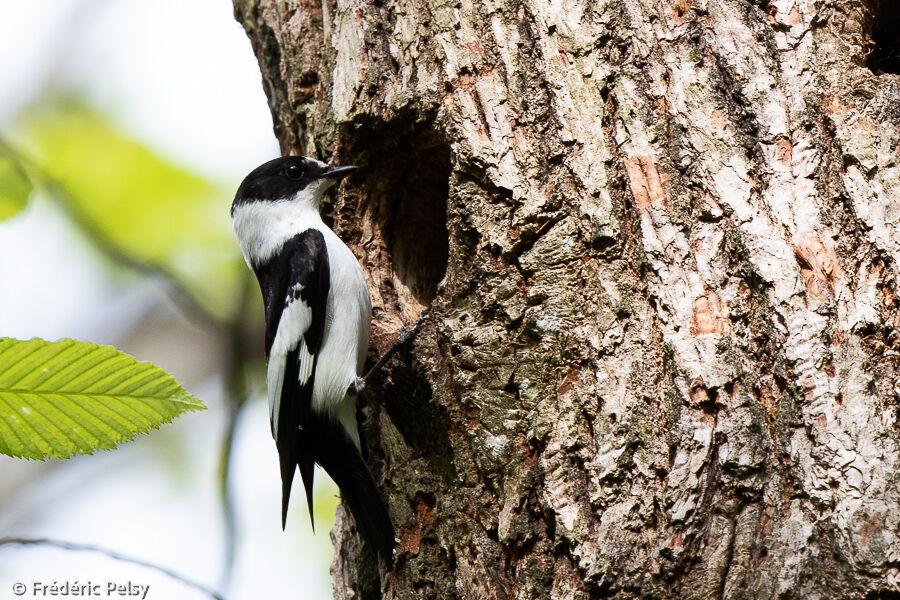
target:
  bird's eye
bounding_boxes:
[285,163,303,179]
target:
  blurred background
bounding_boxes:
[0,1,340,598]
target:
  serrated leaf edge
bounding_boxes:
[0,338,206,460]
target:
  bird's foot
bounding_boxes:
[395,323,418,346]
[395,309,429,347]
[357,309,431,390]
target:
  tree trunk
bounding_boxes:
[233,0,900,598]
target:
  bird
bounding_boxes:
[230,155,395,562]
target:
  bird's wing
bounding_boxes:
[260,229,330,435]
[255,229,329,527]
[253,227,395,559]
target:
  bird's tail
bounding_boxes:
[282,418,396,563]
[314,424,396,563]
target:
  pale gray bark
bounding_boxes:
[234,0,900,598]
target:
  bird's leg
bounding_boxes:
[348,309,430,396]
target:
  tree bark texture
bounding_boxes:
[234,0,900,598]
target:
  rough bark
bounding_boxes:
[233,0,900,598]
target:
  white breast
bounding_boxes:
[231,181,333,268]
[232,195,372,445]
[312,226,372,422]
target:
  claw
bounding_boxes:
[397,327,413,345]
[356,308,432,392]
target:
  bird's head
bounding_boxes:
[231,156,357,216]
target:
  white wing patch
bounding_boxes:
[267,285,316,440]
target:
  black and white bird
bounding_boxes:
[231,155,394,561]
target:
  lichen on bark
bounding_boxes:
[234,0,900,597]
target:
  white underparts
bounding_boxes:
[232,187,372,448]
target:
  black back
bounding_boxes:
[253,230,330,530]
[253,230,330,359]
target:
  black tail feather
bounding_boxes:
[279,430,318,532]
[277,417,395,563]
[314,426,396,563]
[278,439,296,531]
[276,348,306,531]
[299,450,316,531]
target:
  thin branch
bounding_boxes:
[216,272,256,592]
[0,537,225,600]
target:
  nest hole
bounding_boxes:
[336,113,456,491]
[339,114,451,313]
[867,0,900,75]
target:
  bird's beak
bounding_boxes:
[321,165,359,181]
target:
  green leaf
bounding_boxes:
[22,103,243,320]
[0,154,32,221]
[0,338,205,460]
